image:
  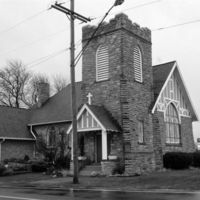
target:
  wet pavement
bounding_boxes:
[1,187,200,200]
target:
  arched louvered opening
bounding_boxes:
[96,45,109,81]
[165,103,181,144]
[133,46,143,82]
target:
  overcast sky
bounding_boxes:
[0,0,199,140]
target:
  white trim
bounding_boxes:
[102,130,107,160]
[152,62,177,114]
[176,63,199,121]
[0,137,35,141]
[164,101,181,123]
[78,127,101,132]
[28,120,71,126]
[30,125,36,139]
[67,104,106,134]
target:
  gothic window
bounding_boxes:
[96,45,109,81]
[133,46,143,82]
[138,121,144,144]
[165,103,181,144]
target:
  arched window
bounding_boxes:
[165,103,181,144]
[133,46,143,82]
[96,45,109,81]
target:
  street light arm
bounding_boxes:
[74,1,122,66]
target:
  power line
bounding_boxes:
[74,0,162,67]
[27,48,68,68]
[0,9,47,36]
[26,39,82,69]
[0,0,160,58]
[92,0,162,21]
[0,28,68,56]
[152,18,200,31]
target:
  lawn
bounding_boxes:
[1,169,200,191]
[27,168,200,191]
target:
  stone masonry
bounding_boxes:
[1,140,35,161]
[81,13,156,174]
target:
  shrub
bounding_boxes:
[24,155,30,162]
[31,161,48,172]
[55,155,70,169]
[192,152,200,167]
[112,161,125,175]
[0,165,6,176]
[163,152,192,169]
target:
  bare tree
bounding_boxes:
[53,74,69,94]
[0,60,31,108]
[0,60,51,108]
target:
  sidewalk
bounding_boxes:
[1,169,200,193]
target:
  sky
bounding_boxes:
[0,0,199,140]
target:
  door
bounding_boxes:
[96,135,102,163]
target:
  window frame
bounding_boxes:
[133,45,143,83]
[165,103,181,145]
[96,45,109,82]
[138,120,145,144]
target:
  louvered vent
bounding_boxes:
[96,45,109,81]
[133,46,143,82]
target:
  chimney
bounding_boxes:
[37,82,50,108]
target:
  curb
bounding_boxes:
[1,185,200,194]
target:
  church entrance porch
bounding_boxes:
[78,131,105,164]
[67,103,122,175]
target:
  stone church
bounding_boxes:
[0,13,197,175]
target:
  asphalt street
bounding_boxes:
[0,187,200,200]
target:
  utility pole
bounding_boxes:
[51,0,124,184]
[51,1,90,184]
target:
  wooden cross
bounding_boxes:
[87,92,93,105]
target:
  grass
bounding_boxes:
[1,169,200,191]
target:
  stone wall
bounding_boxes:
[101,160,117,175]
[157,111,195,153]
[125,152,155,175]
[1,140,35,161]
[81,13,155,174]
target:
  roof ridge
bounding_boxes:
[153,60,176,68]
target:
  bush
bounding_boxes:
[55,155,70,170]
[112,161,125,175]
[163,152,192,170]
[192,152,200,167]
[31,161,48,172]
[0,165,6,176]
[24,155,30,162]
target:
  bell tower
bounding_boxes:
[82,13,155,174]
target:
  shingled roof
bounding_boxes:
[0,106,34,139]
[29,82,82,125]
[153,61,176,100]
[87,104,121,132]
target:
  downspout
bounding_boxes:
[0,138,5,162]
[30,125,36,158]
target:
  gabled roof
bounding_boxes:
[29,82,82,125]
[0,106,34,140]
[153,61,176,100]
[152,61,198,121]
[67,104,121,133]
[87,104,121,132]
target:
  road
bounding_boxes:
[0,187,200,200]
